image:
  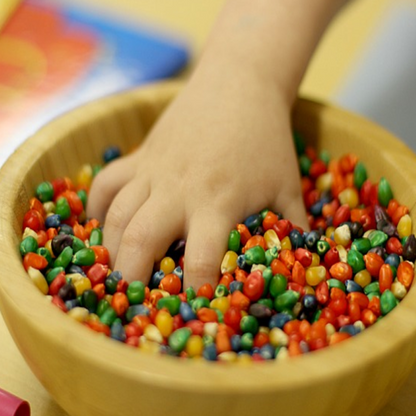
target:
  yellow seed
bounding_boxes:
[305,265,327,286]
[391,280,407,300]
[258,326,270,335]
[354,269,372,288]
[144,324,164,344]
[68,307,89,323]
[77,164,93,188]
[325,226,335,239]
[139,338,160,354]
[220,250,238,274]
[78,211,87,224]
[325,323,335,337]
[210,297,230,314]
[186,335,204,357]
[73,277,92,297]
[293,302,302,317]
[353,321,365,332]
[86,313,100,323]
[397,214,412,238]
[22,227,38,241]
[264,229,281,250]
[150,288,170,298]
[311,253,320,267]
[160,257,176,275]
[316,172,333,192]
[303,285,315,296]
[275,346,289,360]
[43,201,55,215]
[338,187,359,209]
[363,229,376,239]
[104,294,113,304]
[44,240,55,258]
[251,264,266,273]
[336,245,348,263]
[28,267,49,295]
[334,224,351,247]
[237,353,253,364]
[66,273,84,283]
[281,236,292,250]
[155,310,174,338]
[203,323,218,339]
[218,351,238,362]
[269,327,289,347]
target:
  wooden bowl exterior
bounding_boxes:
[0,81,416,416]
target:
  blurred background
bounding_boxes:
[1,0,416,414]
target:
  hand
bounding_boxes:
[87,71,309,290]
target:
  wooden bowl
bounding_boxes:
[1,81,416,416]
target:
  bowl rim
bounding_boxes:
[1,80,416,394]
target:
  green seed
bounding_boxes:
[89,228,103,246]
[299,155,312,176]
[72,236,86,253]
[316,240,331,257]
[100,306,117,326]
[378,177,394,207]
[191,296,210,313]
[214,284,229,298]
[262,267,273,296]
[259,208,269,220]
[228,230,241,252]
[72,248,96,266]
[169,328,192,353]
[81,289,98,313]
[274,290,299,312]
[53,246,73,268]
[96,299,111,317]
[77,189,88,209]
[351,238,372,254]
[368,230,388,248]
[126,281,146,305]
[20,236,38,256]
[185,286,196,302]
[347,249,365,274]
[380,289,399,316]
[36,181,54,203]
[293,132,306,156]
[37,247,53,266]
[244,246,266,266]
[240,315,259,335]
[364,281,380,296]
[241,333,254,351]
[257,298,274,310]
[269,274,287,298]
[265,246,278,266]
[327,279,346,291]
[157,295,181,315]
[55,197,71,220]
[353,162,367,190]
[319,149,331,166]
[46,267,65,284]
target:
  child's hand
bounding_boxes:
[87,72,308,290]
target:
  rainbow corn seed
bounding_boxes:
[20,139,416,362]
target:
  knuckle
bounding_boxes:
[120,222,151,252]
[105,203,129,231]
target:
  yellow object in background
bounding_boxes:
[0,0,20,29]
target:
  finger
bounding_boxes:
[183,209,233,291]
[275,188,310,231]
[87,154,138,222]
[102,180,150,266]
[113,196,184,284]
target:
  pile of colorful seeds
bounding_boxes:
[20,139,416,362]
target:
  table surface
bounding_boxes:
[1,0,416,414]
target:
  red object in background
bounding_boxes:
[0,387,30,416]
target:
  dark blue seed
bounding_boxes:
[310,200,323,217]
[260,343,275,360]
[172,266,183,280]
[304,230,320,250]
[302,294,318,314]
[345,280,363,294]
[269,313,292,329]
[179,302,197,322]
[165,239,186,262]
[229,281,244,293]
[203,343,217,361]
[248,303,272,321]
[403,234,416,262]
[103,146,121,164]
[230,334,242,352]
[289,229,304,250]
[45,214,61,229]
[125,304,150,322]
[81,289,98,313]
[64,298,80,311]
[51,234,73,256]
[339,325,360,336]
[105,272,122,295]
[58,282,76,301]
[149,270,164,289]
[244,214,262,233]
[58,224,74,235]
[385,253,401,269]
[299,340,309,354]
[369,246,386,258]
[111,320,126,342]
[236,254,246,269]
[374,204,389,224]
[67,264,86,276]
